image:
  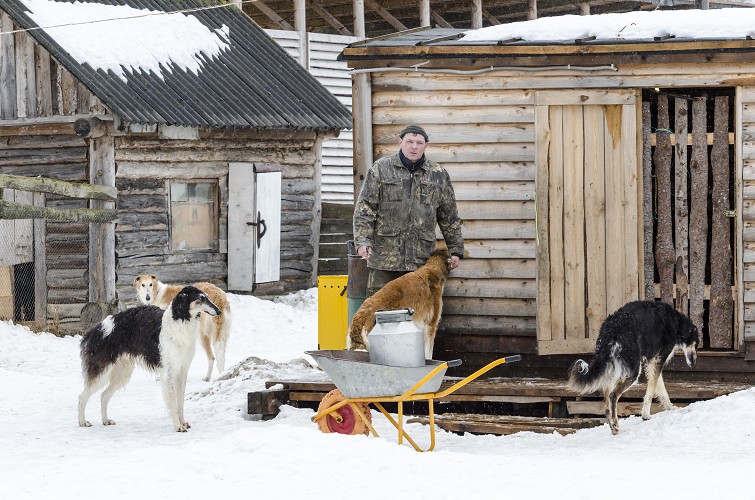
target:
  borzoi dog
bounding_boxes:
[568,300,699,435]
[134,275,231,381]
[78,286,221,432]
[348,246,451,359]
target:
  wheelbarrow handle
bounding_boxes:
[505,354,522,363]
[446,359,463,368]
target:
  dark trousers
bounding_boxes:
[367,268,408,297]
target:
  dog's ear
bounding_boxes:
[171,288,193,321]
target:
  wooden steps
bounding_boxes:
[263,376,750,417]
[254,377,750,434]
[407,414,605,436]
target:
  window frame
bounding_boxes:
[167,179,220,254]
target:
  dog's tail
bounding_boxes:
[568,353,625,395]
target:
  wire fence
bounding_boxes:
[1,186,117,336]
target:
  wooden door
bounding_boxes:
[536,90,641,355]
[228,163,282,291]
[253,168,281,284]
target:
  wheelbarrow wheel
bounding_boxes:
[316,389,371,435]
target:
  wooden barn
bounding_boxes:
[339,8,755,383]
[0,0,351,333]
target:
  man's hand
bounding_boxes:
[449,255,460,271]
[357,245,372,259]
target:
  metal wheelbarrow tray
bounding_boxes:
[305,350,450,398]
[306,349,522,452]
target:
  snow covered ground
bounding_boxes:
[1,289,754,499]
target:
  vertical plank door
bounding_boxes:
[536,90,641,355]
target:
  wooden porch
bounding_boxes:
[253,376,751,435]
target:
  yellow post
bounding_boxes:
[317,275,348,349]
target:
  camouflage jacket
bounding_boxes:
[353,152,464,271]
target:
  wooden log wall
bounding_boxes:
[114,130,322,305]
[0,132,88,332]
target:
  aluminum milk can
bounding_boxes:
[368,308,425,367]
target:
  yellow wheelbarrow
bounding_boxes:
[306,350,522,452]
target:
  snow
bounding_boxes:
[462,8,755,42]
[1,289,754,499]
[21,0,230,81]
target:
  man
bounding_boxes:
[353,124,464,296]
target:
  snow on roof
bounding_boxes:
[462,8,755,43]
[21,0,230,81]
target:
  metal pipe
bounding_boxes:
[350,63,618,75]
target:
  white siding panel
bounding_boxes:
[266,30,358,204]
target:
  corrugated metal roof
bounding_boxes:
[0,0,352,131]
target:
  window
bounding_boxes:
[169,181,218,252]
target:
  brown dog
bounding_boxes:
[348,246,450,360]
[134,275,232,381]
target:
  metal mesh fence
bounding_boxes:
[1,190,117,336]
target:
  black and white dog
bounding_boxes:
[568,300,699,435]
[78,286,221,432]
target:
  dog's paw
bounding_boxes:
[175,424,190,432]
[102,419,116,426]
[79,420,92,427]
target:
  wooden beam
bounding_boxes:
[32,192,46,331]
[0,200,117,223]
[527,0,538,20]
[430,10,453,28]
[353,0,365,38]
[250,0,294,30]
[307,0,353,36]
[0,174,117,201]
[471,0,482,29]
[74,116,108,138]
[364,0,407,31]
[482,9,501,25]
[419,0,430,26]
[294,0,309,70]
[0,114,110,136]
[88,134,116,307]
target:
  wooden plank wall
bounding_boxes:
[369,72,538,362]
[114,130,322,304]
[266,30,358,203]
[0,13,105,119]
[650,92,735,349]
[740,87,755,345]
[365,67,755,378]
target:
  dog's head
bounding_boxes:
[677,319,699,369]
[134,274,159,305]
[171,285,221,321]
[427,243,452,276]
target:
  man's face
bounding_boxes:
[399,133,427,162]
